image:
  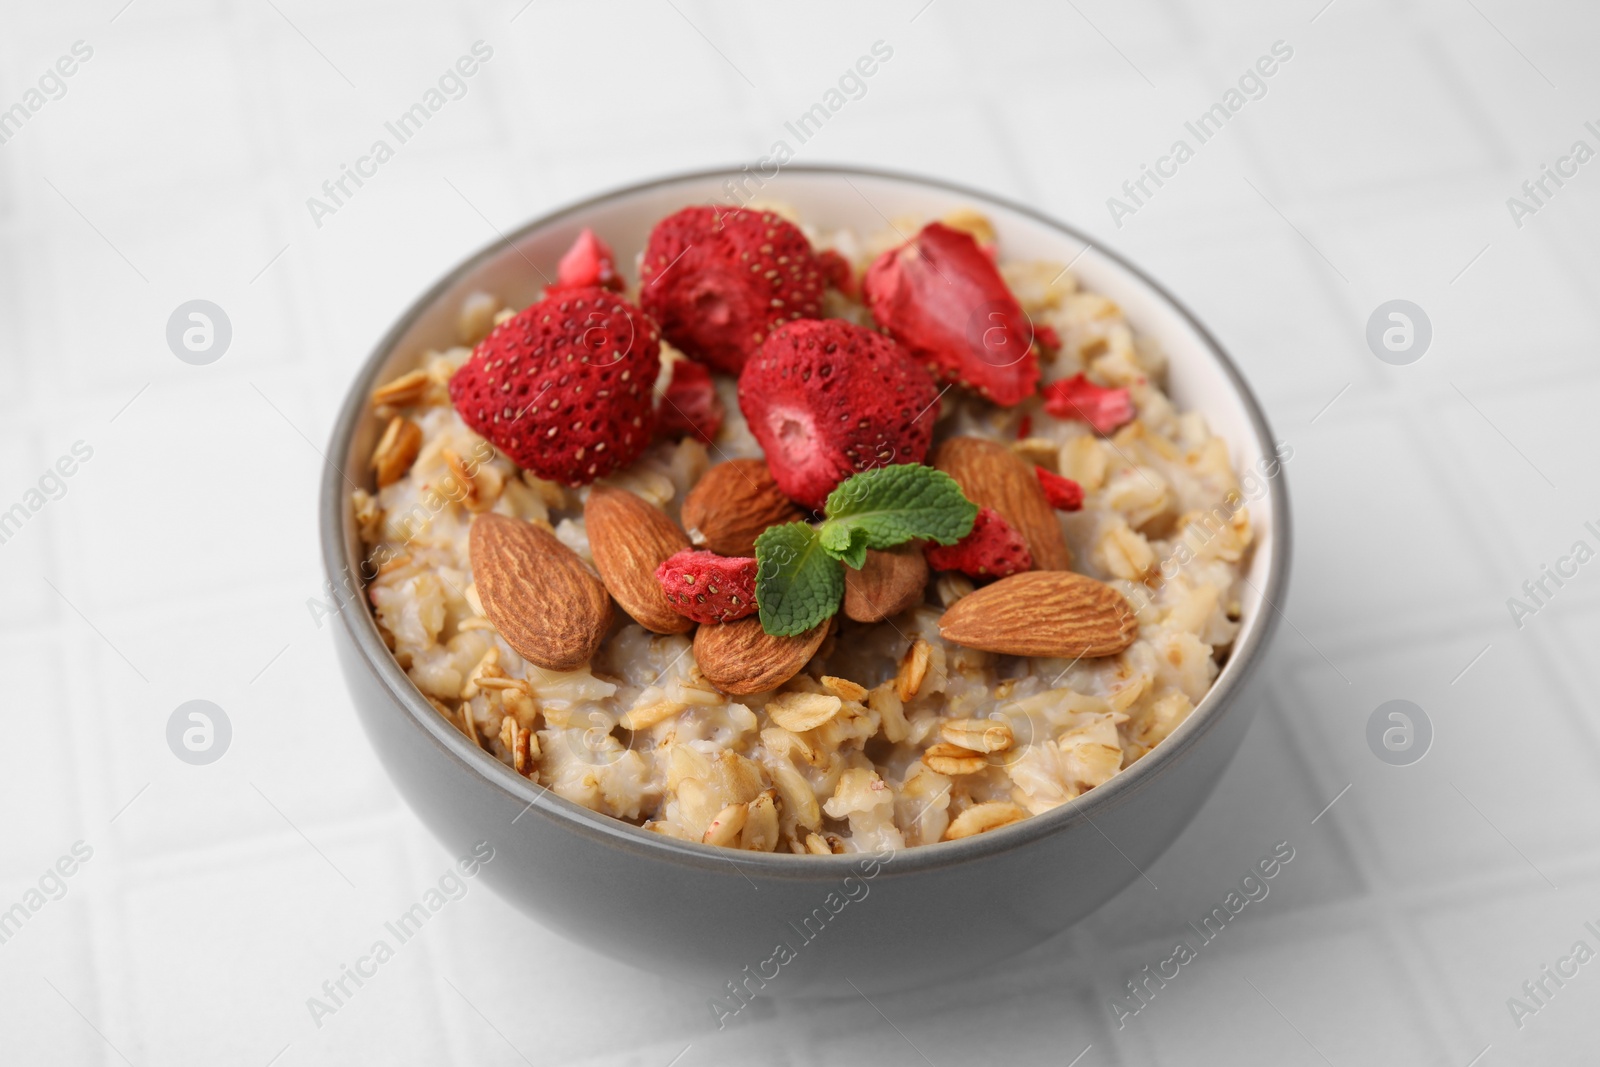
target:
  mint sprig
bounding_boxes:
[753,465,978,636]
[754,522,846,637]
[817,521,869,570]
[820,464,977,552]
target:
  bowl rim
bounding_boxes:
[320,163,1291,877]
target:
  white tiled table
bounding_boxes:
[4,1,1598,1063]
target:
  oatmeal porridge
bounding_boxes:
[351,201,1262,855]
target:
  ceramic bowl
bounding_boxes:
[319,166,1290,999]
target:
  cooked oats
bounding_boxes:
[352,209,1257,855]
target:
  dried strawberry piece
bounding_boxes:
[1034,324,1062,354]
[1035,467,1084,511]
[863,222,1039,406]
[924,507,1033,580]
[738,318,938,510]
[1015,413,1033,440]
[447,287,658,485]
[640,207,825,375]
[1042,373,1134,434]
[550,228,621,292]
[656,358,725,445]
[655,549,758,624]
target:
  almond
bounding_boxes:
[843,546,928,623]
[933,436,1071,570]
[937,570,1137,658]
[469,512,613,672]
[681,459,803,557]
[584,486,694,634]
[693,616,830,695]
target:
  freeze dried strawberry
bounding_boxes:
[738,318,939,510]
[448,287,658,486]
[1035,467,1084,511]
[924,507,1033,580]
[655,549,758,624]
[863,222,1039,406]
[550,228,621,292]
[1042,374,1134,434]
[817,248,856,297]
[1034,324,1062,354]
[639,207,825,375]
[657,358,725,444]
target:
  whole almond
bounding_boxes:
[584,485,694,634]
[934,437,1071,570]
[682,459,803,557]
[844,546,929,623]
[469,512,613,672]
[937,570,1137,658]
[693,616,830,695]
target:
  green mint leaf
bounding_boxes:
[754,522,844,637]
[817,520,870,570]
[818,520,852,556]
[824,464,978,549]
[836,535,868,571]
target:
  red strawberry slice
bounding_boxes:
[1035,467,1084,511]
[639,207,825,375]
[551,228,621,292]
[447,287,659,486]
[738,319,939,510]
[924,507,1033,580]
[655,549,758,624]
[657,358,725,445]
[1042,373,1134,434]
[863,222,1040,406]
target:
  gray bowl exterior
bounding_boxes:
[321,166,1289,999]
